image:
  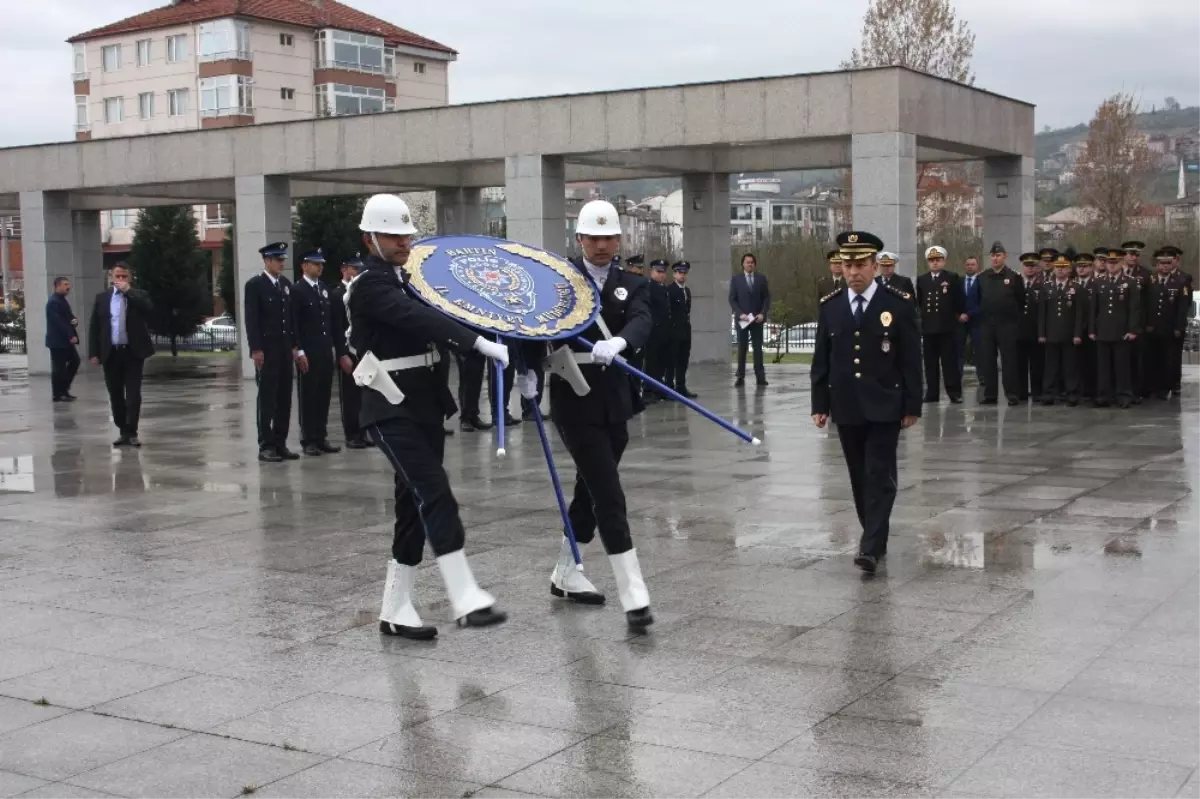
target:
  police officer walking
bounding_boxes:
[1091,247,1141,409]
[348,194,509,636]
[978,242,1025,406]
[915,245,963,403]
[642,258,673,404]
[292,249,342,456]
[1016,251,1046,402]
[811,231,921,574]
[517,200,655,629]
[1145,247,1190,399]
[245,242,300,462]
[1038,251,1082,406]
[332,254,370,449]
[665,261,697,398]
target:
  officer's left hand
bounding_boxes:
[296,354,310,373]
[1125,333,1137,341]
[591,337,627,365]
[754,314,764,323]
[901,415,918,429]
[1073,337,1081,346]
[339,355,354,375]
[811,413,827,429]
[1038,337,1046,344]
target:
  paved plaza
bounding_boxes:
[0,354,1196,798]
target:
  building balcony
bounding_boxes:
[200,105,254,119]
[71,71,88,82]
[199,49,251,63]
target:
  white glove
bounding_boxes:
[518,370,539,399]
[591,337,627,365]
[472,337,509,368]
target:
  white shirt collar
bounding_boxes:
[263,270,278,284]
[929,269,941,278]
[583,259,610,287]
[847,280,878,309]
[304,275,319,288]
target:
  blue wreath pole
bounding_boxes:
[494,337,506,458]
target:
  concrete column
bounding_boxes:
[503,155,565,253]
[234,175,291,379]
[435,188,485,236]
[71,211,105,348]
[983,155,1035,255]
[852,132,917,276]
[681,172,731,364]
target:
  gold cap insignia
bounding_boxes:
[880,311,893,327]
[848,233,859,243]
[596,216,608,226]
[400,213,411,224]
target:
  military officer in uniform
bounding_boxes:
[517,200,655,629]
[1122,241,1152,401]
[1091,247,1141,408]
[665,261,696,398]
[811,231,921,574]
[624,255,647,380]
[245,242,301,462]
[624,254,645,277]
[978,241,1026,405]
[1073,251,1099,404]
[1038,247,1057,280]
[875,251,915,300]
[1038,251,1082,405]
[292,249,341,456]
[1016,251,1046,402]
[349,194,509,636]
[1145,247,1191,399]
[817,250,845,297]
[915,245,964,403]
[1163,245,1191,395]
[642,258,673,404]
[332,254,370,449]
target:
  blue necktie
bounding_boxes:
[854,295,865,327]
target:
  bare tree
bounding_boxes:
[841,0,976,84]
[1074,93,1156,238]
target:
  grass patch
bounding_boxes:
[33,697,49,706]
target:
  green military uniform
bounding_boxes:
[1091,253,1141,408]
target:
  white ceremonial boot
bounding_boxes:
[436,550,507,628]
[379,560,437,640]
[550,538,605,604]
[609,549,654,629]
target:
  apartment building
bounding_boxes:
[68,0,456,311]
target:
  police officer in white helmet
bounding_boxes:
[349,194,509,637]
[517,200,655,629]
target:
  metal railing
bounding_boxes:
[0,329,26,354]
[151,327,238,352]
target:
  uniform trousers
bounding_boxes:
[555,420,634,556]
[456,351,486,420]
[1095,339,1133,405]
[664,334,691,390]
[1133,336,1150,397]
[368,416,466,565]
[836,421,901,559]
[978,322,1020,401]
[1145,335,1172,397]
[644,330,669,391]
[922,332,961,400]
[485,355,515,419]
[102,347,145,435]
[1042,342,1079,401]
[1077,339,1097,400]
[49,345,80,398]
[735,323,766,381]
[1015,339,1044,399]
[1169,335,1185,393]
[337,357,363,440]
[255,341,293,450]
[297,350,334,446]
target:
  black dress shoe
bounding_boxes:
[979,398,998,405]
[318,441,341,453]
[923,397,939,403]
[303,444,323,456]
[112,435,132,447]
[550,583,607,605]
[345,437,369,450]
[853,553,878,573]
[1007,398,1020,406]
[949,396,963,404]
[756,379,769,387]
[379,620,438,640]
[679,388,698,399]
[504,414,522,427]
[1118,401,1131,409]
[277,447,301,460]
[63,394,78,401]
[456,607,507,628]
[258,448,283,463]
[1041,399,1055,406]
[1131,396,1142,405]
[626,607,654,630]
[128,435,141,448]
[643,394,661,405]
[734,377,745,387]
[1095,400,1111,408]
[460,416,493,432]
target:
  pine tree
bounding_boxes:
[218,220,237,321]
[293,196,367,285]
[128,205,209,356]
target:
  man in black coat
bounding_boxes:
[641,259,672,404]
[915,246,964,403]
[811,231,921,575]
[1091,247,1141,408]
[665,261,696,398]
[1015,251,1047,401]
[1145,247,1191,399]
[87,262,154,446]
[1074,252,1100,403]
[331,254,370,448]
[44,276,81,402]
[816,250,845,298]
[730,252,771,387]
[1038,252,1083,406]
[978,241,1026,405]
[292,249,342,456]
[517,200,655,630]
[875,251,916,299]
[244,241,300,462]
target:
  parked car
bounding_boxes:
[201,314,235,332]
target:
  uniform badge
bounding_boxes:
[283,286,290,296]
[942,283,948,294]
[1004,278,1011,285]
[614,287,628,301]
[880,311,893,328]
[882,340,891,353]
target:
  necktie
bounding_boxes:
[854,295,865,327]
[966,277,973,293]
[747,274,753,290]
[115,290,125,344]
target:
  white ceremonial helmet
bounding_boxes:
[576,200,622,236]
[360,194,418,236]
[925,245,948,259]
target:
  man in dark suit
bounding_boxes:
[331,254,370,448]
[978,241,1026,405]
[244,241,300,463]
[292,249,341,456]
[1016,251,1047,401]
[87,262,154,446]
[816,250,845,298]
[915,246,964,403]
[811,231,921,575]
[642,259,672,404]
[44,276,81,402]
[959,255,983,371]
[1092,247,1141,408]
[665,262,696,398]
[729,252,771,387]
[875,251,916,300]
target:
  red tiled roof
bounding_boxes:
[68,0,455,54]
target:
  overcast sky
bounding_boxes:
[1,0,1196,148]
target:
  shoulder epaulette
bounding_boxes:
[819,287,844,305]
[885,285,911,301]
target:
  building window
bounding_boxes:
[204,204,231,228]
[136,39,152,67]
[731,204,752,221]
[280,87,294,100]
[138,92,155,119]
[110,210,133,228]
[199,19,251,61]
[383,47,395,76]
[754,206,763,221]
[72,43,87,78]
[314,29,384,73]
[103,96,123,123]
[102,44,121,72]
[166,34,189,63]
[771,205,796,222]
[280,33,294,47]
[168,88,189,116]
[413,61,426,74]
[314,82,385,117]
[200,75,253,117]
[74,96,88,130]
